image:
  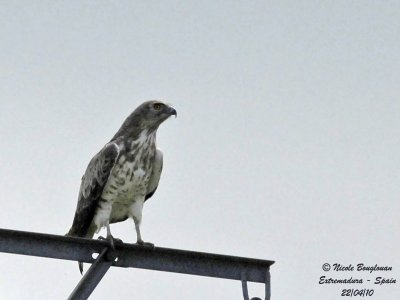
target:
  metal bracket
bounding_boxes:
[241,269,271,300]
[67,247,116,300]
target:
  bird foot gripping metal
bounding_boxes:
[241,270,271,300]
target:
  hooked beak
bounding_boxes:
[169,107,177,118]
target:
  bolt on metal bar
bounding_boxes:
[0,228,274,283]
[68,247,112,300]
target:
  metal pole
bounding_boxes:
[0,228,274,299]
[242,279,250,300]
[67,248,112,300]
[265,269,271,300]
[0,228,274,283]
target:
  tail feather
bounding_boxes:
[79,262,84,275]
[66,224,97,275]
[65,231,85,275]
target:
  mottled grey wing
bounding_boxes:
[145,149,163,201]
[67,142,119,237]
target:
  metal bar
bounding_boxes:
[241,279,250,300]
[0,228,274,282]
[67,248,112,300]
[265,269,271,300]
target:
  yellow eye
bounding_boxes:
[153,103,162,110]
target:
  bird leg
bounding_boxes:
[106,223,116,249]
[98,223,123,250]
[134,218,154,248]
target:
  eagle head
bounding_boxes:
[112,100,177,140]
[138,100,177,126]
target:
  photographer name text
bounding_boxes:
[318,263,397,297]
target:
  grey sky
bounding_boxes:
[0,1,399,299]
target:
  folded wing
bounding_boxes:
[67,142,119,237]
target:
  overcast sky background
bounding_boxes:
[0,1,399,299]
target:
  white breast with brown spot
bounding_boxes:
[93,130,156,232]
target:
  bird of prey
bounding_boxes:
[67,101,176,273]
